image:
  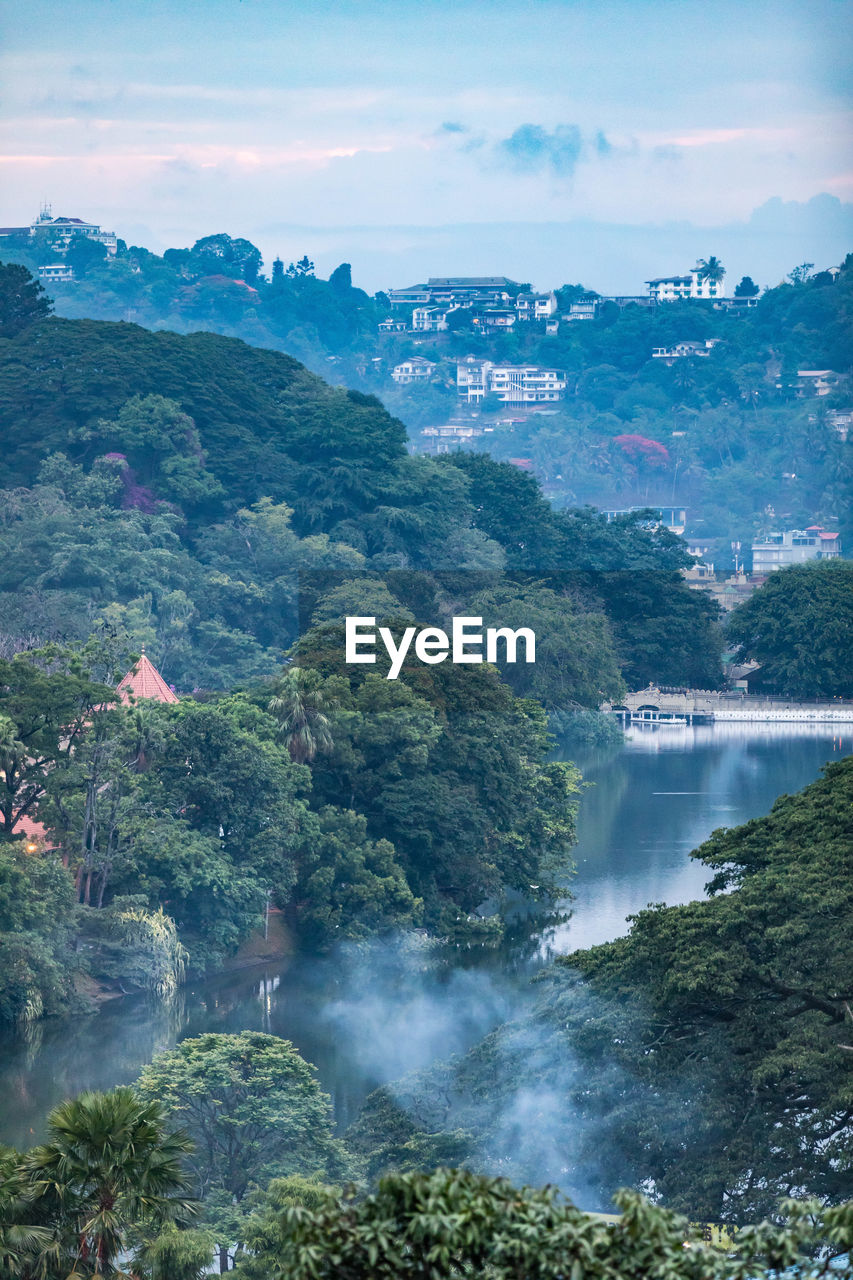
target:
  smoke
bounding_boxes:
[320,934,516,1086]
[318,933,665,1210]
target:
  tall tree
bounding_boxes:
[135,1033,351,1200]
[0,262,52,337]
[727,560,853,698]
[26,1088,194,1277]
[696,256,725,285]
[268,667,334,763]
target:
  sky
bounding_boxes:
[2,0,852,292]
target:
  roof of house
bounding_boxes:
[646,275,693,285]
[0,226,28,235]
[11,812,51,846]
[427,276,518,288]
[116,651,179,704]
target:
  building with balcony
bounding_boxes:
[391,356,438,385]
[646,264,725,302]
[0,205,118,258]
[388,276,519,309]
[652,338,721,362]
[751,527,841,574]
[411,306,452,332]
[456,359,566,404]
[472,308,517,331]
[602,506,687,535]
[515,291,557,320]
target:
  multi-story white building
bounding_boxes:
[411,306,451,332]
[751,527,841,574]
[456,359,566,404]
[388,276,518,309]
[38,263,75,283]
[566,298,599,321]
[391,357,438,385]
[515,291,557,321]
[0,206,118,257]
[646,264,725,302]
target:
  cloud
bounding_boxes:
[496,123,583,176]
[438,121,467,134]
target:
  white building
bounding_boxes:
[388,276,518,308]
[421,422,494,453]
[603,506,688,535]
[652,338,720,362]
[411,306,450,332]
[391,357,438,385]
[38,263,75,283]
[456,359,566,404]
[566,298,599,322]
[794,370,841,397]
[32,206,117,255]
[646,264,725,302]
[377,317,408,333]
[0,206,118,257]
[515,291,557,321]
[751,527,841,574]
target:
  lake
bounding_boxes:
[0,720,848,1150]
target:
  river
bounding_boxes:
[0,721,849,1151]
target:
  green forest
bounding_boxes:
[0,258,851,1276]
[2,231,851,553]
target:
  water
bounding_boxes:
[0,722,848,1151]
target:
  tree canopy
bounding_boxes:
[726,560,853,697]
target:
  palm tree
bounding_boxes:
[0,1146,57,1278]
[25,1088,194,1277]
[268,668,334,764]
[696,256,726,285]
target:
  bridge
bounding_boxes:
[603,686,853,725]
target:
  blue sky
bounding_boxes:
[2,0,852,291]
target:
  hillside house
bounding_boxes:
[566,298,599,321]
[646,264,725,301]
[792,370,842,397]
[411,306,451,332]
[38,263,75,283]
[0,205,118,257]
[392,356,438,385]
[515,291,557,320]
[751,527,841,573]
[388,276,518,309]
[652,338,720,362]
[473,308,517,331]
[457,359,566,404]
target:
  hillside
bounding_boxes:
[3,232,850,553]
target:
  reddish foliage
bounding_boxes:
[614,434,670,466]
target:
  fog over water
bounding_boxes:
[0,722,848,1157]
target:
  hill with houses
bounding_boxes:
[1,213,851,564]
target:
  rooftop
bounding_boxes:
[116,650,179,704]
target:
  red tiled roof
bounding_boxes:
[11,813,51,848]
[116,652,179,704]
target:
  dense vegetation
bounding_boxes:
[2,234,850,551]
[351,758,853,1223]
[3,1101,850,1277]
[727,559,853,697]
